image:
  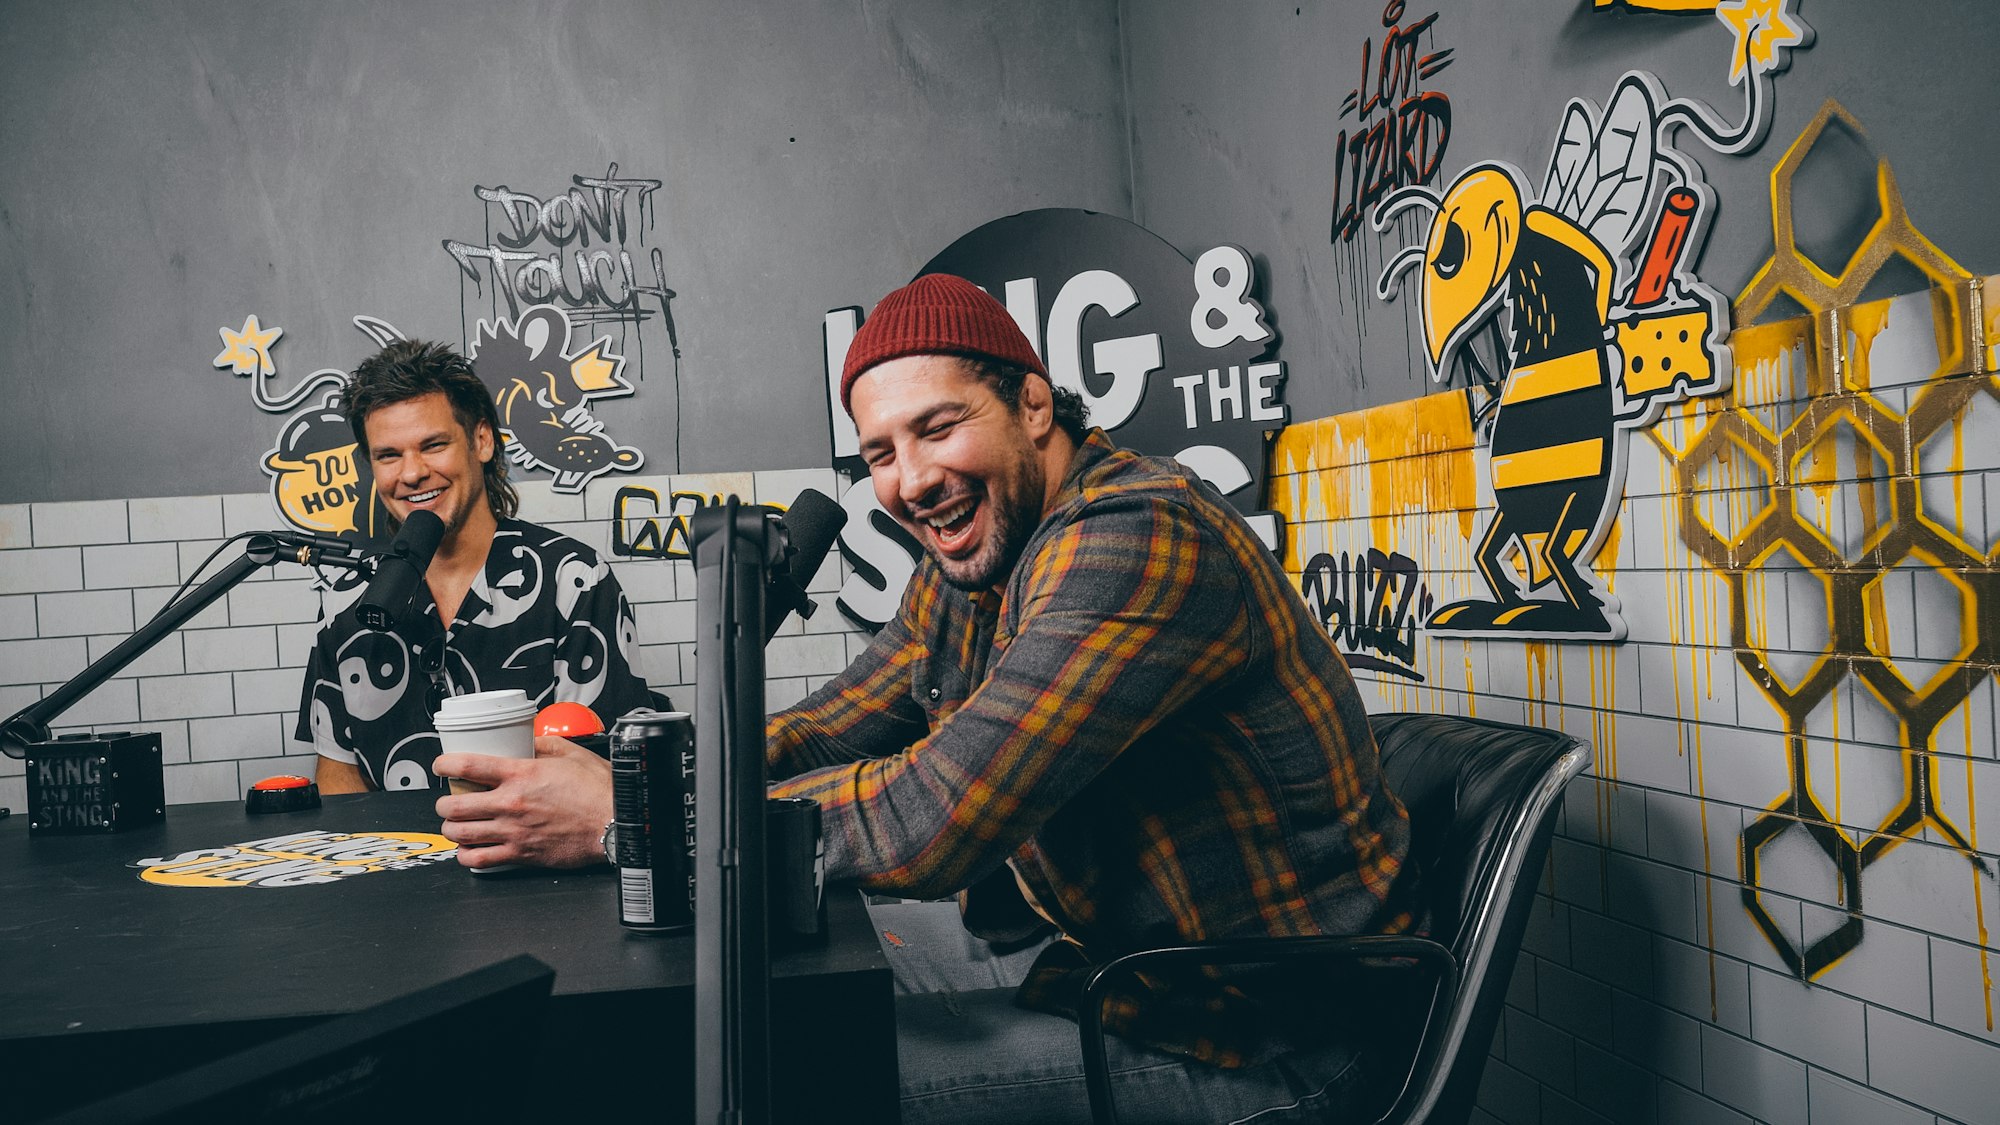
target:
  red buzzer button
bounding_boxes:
[251,774,313,790]
[535,701,605,739]
[246,776,321,814]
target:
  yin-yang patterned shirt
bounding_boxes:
[294,518,654,791]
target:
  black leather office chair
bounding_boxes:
[1078,712,1590,1125]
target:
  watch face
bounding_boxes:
[602,823,618,864]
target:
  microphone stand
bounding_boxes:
[688,499,786,1125]
[1,534,370,760]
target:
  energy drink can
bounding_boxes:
[767,796,826,948]
[609,708,695,932]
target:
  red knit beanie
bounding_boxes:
[839,273,1048,414]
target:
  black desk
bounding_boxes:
[0,792,896,1122]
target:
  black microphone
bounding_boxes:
[763,488,848,642]
[355,510,446,631]
[242,527,368,570]
[265,528,358,556]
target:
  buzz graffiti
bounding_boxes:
[1298,548,1437,681]
[1370,0,1811,641]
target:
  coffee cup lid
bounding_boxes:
[433,688,538,731]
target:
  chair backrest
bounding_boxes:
[1368,712,1590,1125]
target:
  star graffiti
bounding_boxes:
[1716,0,1810,84]
[212,314,284,378]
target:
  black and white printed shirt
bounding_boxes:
[295,518,654,790]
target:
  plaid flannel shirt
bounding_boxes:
[768,431,1417,1066]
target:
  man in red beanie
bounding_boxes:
[437,273,1416,1123]
[763,273,1419,1124]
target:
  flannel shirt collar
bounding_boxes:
[1046,428,1118,512]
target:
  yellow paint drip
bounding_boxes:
[1525,643,1550,727]
[1844,298,1893,394]
[1948,410,1966,550]
[1554,646,1568,740]
[1269,394,1482,618]
[1587,645,1619,783]
[1702,572,1718,700]
[1357,395,1480,544]
[1731,318,1809,420]
[1269,424,1319,476]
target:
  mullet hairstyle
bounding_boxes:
[964,358,1091,443]
[340,339,519,522]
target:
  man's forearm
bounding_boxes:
[315,755,370,794]
[765,613,926,780]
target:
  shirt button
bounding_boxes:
[927,686,942,701]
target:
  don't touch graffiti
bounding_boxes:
[443,164,680,390]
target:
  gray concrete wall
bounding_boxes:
[1120,4,2000,1124]
[1121,0,2000,422]
[0,0,1131,504]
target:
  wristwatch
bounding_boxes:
[600,821,618,866]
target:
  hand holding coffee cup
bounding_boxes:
[435,735,616,872]
[433,690,537,873]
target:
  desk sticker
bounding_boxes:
[131,830,458,889]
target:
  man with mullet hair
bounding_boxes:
[294,340,651,818]
[447,274,1418,1123]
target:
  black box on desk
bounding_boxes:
[26,732,165,835]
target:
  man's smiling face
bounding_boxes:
[851,355,1052,592]
[363,391,494,539]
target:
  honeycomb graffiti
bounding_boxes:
[1662,102,1996,979]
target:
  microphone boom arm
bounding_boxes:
[0,534,367,760]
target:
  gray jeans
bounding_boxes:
[868,900,1369,1125]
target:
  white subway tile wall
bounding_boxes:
[8,351,1997,1125]
[1269,296,1999,1125]
[0,472,869,811]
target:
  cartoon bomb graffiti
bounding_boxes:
[469,305,644,493]
[263,408,384,538]
[1373,74,1753,640]
[226,314,405,542]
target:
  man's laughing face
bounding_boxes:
[851,356,1050,592]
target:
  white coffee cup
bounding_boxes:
[433,689,539,874]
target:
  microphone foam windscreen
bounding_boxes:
[398,510,447,562]
[783,489,847,579]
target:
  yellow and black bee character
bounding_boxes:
[1375,74,1735,640]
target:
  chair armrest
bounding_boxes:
[1077,935,1457,1125]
